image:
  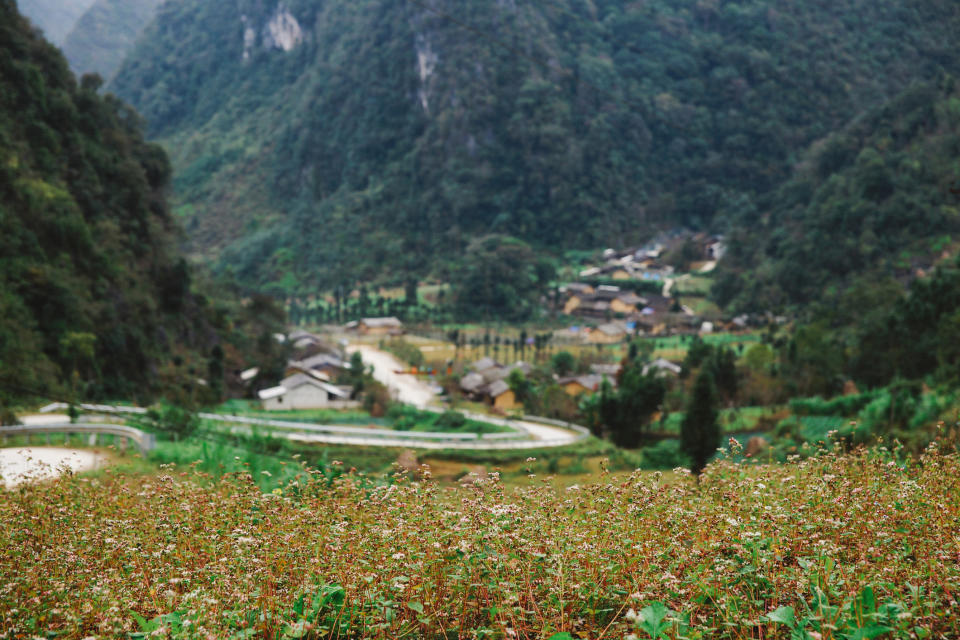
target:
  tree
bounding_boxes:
[602,362,666,448]
[450,235,554,323]
[551,351,575,376]
[681,370,721,477]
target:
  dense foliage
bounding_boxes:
[109,0,960,292]
[0,1,287,410]
[3,443,959,637]
[715,78,960,312]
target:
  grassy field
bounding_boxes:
[3,442,958,638]
[659,405,787,435]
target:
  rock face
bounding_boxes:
[262,5,302,52]
[746,437,770,458]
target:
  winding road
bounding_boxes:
[347,344,582,446]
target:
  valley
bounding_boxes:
[3,0,960,637]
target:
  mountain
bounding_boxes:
[110,0,960,293]
[0,0,286,409]
[61,0,164,81]
[15,0,95,45]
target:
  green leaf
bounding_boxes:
[408,601,424,614]
[845,624,894,640]
[638,602,671,639]
[548,633,574,640]
[765,606,796,629]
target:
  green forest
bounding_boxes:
[108,0,960,293]
[0,0,286,412]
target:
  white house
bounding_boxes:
[258,373,351,410]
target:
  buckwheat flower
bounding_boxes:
[392,552,405,560]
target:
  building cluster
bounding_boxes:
[457,355,684,411]
[256,330,356,410]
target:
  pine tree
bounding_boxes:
[681,370,721,476]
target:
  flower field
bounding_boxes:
[2,443,959,639]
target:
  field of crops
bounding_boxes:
[3,439,959,639]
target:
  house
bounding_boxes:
[286,353,348,379]
[564,295,585,315]
[487,380,518,411]
[288,330,322,350]
[258,373,352,410]
[590,363,622,377]
[563,282,595,296]
[558,374,609,396]
[459,372,487,395]
[642,358,682,377]
[355,317,404,336]
[587,323,628,344]
[472,357,500,373]
[610,292,645,315]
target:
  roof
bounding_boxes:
[258,386,286,400]
[360,317,403,328]
[294,353,346,370]
[506,361,532,376]
[239,367,260,382]
[278,373,351,398]
[596,323,627,336]
[460,372,486,392]
[472,357,500,372]
[559,375,608,391]
[617,293,646,306]
[642,358,682,376]
[487,380,511,398]
[590,363,621,375]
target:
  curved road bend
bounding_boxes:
[346,344,579,445]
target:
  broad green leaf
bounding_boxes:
[765,606,796,629]
[408,601,424,614]
[638,602,671,639]
[548,633,574,640]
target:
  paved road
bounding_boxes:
[346,344,437,407]
[347,345,580,445]
[28,347,586,450]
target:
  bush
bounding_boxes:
[435,411,467,431]
[640,439,691,470]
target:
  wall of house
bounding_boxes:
[493,390,517,411]
[262,385,331,410]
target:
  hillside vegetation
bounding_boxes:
[0,0,287,410]
[109,0,960,292]
[715,78,960,313]
[3,442,959,638]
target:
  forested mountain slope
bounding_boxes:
[714,78,960,315]
[0,0,284,409]
[16,0,95,45]
[61,0,163,81]
[110,0,960,292]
